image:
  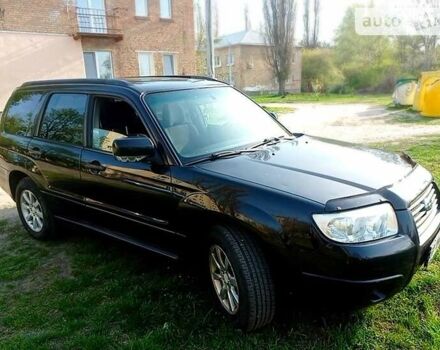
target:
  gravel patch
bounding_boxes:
[274,103,440,143]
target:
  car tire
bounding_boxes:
[16,177,55,240]
[208,225,276,331]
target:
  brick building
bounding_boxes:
[0,0,196,109]
[213,30,302,93]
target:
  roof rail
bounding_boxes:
[21,79,133,88]
[20,76,228,90]
[123,75,224,83]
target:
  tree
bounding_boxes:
[213,0,219,38]
[195,0,206,51]
[420,36,438,71]
[194,0,207,75]
[334,7,395,92]
[263,0,297,95]
[302,0,320,48]
[244,3,251,31]
[394,36,439,75]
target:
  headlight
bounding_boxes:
[312,203,398,243]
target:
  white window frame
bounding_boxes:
[227,52,235,66]
[162,54,177,75]
[135,0,148,17]
[138,51,155,76]
[247,56,254,69]
[214,56,222,68]
[160,0,172,19]
[84,50,114,79]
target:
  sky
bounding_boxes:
[209,0,371,43]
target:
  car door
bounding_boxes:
[27,92,89,217]
[79,94,180,243]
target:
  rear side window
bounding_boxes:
[3,91,45,136]
[39,94,87,146]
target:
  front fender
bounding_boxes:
[177,189,294,252]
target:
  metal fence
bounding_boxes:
[75,7,121,35]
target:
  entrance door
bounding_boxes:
[77,0,107,34]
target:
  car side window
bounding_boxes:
[91,96,147,153]
[39,94,87,146]
[3,91,45,136]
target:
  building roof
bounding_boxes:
[20,77,227,94]
[215,30,266,49]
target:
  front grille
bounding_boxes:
[409,183,440,243]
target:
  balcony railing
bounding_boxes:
[72,7,122,40]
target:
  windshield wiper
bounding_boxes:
[251,136,286,149]
[185,148,261,165]
[187,136,291,165]
[210,149,261,160]
[209,136,289,161]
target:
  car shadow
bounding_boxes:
[355,105,389,118]
[57,222,364,332]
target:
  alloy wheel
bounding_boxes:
[20,190,44,232]
[209,245,240,315]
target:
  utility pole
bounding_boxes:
[206,0,215,78]
[244,3,251,31]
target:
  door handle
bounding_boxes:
[84,161,106,174]
[28,147,43,159]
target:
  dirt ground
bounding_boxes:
[275,103,440,143]
[0,187,16,220]
[1,102,440,219]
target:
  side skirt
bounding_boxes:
[55,216,180,260]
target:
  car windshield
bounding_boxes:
[144,87,289,163]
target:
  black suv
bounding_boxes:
[0,77,439,331]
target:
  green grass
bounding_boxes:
[1,137,440,349]
[388,109,440,125]
[371,136,440,184]
[262,105,296,114]
[252,93,392,106]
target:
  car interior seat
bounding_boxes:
[161,103,200,154]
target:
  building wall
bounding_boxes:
[0,0,71,34]
[214,45,302,93]
[0,0,196,106]
[0,31,85,110]
[81,0,196,77]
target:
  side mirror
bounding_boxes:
[112,136,156,159]
[269,112,279,120]
[262,106,278,120]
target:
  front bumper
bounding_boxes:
[299,208,440,305]
[301,271,406,305]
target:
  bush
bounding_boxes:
[301,49,344,93]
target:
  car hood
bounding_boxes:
[195,136,415,204]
